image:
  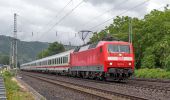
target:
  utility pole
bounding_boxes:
[129,17,132,43]
[10,13,18,72]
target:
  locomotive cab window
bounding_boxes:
[108,44,130,53]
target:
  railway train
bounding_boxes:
[21,40,135,81]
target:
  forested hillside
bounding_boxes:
[90,8,170,70]
[0,35,77,64]
[0,35,49,64]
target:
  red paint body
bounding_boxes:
[71,41,135,72]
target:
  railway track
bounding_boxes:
[26,71,170,93]
[22,72,146,100]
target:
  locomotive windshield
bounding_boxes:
[108,44,130,53]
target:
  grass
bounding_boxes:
[135,68,170,79]
[1,70,34,100]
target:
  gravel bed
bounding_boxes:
[21,72,170,100]
[20,74,107,100]
[127,79,170,91]
[132,77,170,83]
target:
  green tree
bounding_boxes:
[90,7,170,70]
[0,55,9,65]
[48,42,65,55]
[37,42,65,59]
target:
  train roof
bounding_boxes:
[74,41,131,52]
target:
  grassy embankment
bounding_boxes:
[135,68,170,79]
[1,71,34,100]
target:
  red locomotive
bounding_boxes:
[70,41,134,80]
[21,40,135,81]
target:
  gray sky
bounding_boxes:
[0,0,169,45]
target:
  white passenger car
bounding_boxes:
[21,50,73,73]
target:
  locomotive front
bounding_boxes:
[104,42,135,80]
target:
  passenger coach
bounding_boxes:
[21,50,73,73]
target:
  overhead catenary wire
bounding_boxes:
[43,0,85,34]
[88,0,150,31]
[44,0,73,27]
[81,0,128,28]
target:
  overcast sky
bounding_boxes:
[0,0,169,45]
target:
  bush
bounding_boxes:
[2,71,13,78]
[141,55,156,68]
[164,55,170,71]
[135,68,170,79]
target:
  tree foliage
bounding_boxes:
[0,54,9,65]
[90,8,170,70]
[37,42,65,59]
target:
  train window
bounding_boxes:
[65,56,67,63]
[108,45,119,53]
[62,57,63,64]
[61,57,63,64]
[54,59,55,64]
[119,45,130,53]
[66,55,68,63]
[63,57,65,63]
[53,59,54,64]
[55,59,56,64]
[65,57,67,63]
[54,59,57,64]
[61,57,64,64]
[51,60,52,65]
[60,58,62,64]
[58,58,60,64]
[108,44,130,53]
[57,58,58,64]
[48,60,50,65]
[64,57,66,63]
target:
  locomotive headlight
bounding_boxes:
[109,62,113,65]
[129,62,132,66]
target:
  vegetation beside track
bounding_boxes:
[1,71,34,100]
[90,6,170,70]
[135,68,170,79]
